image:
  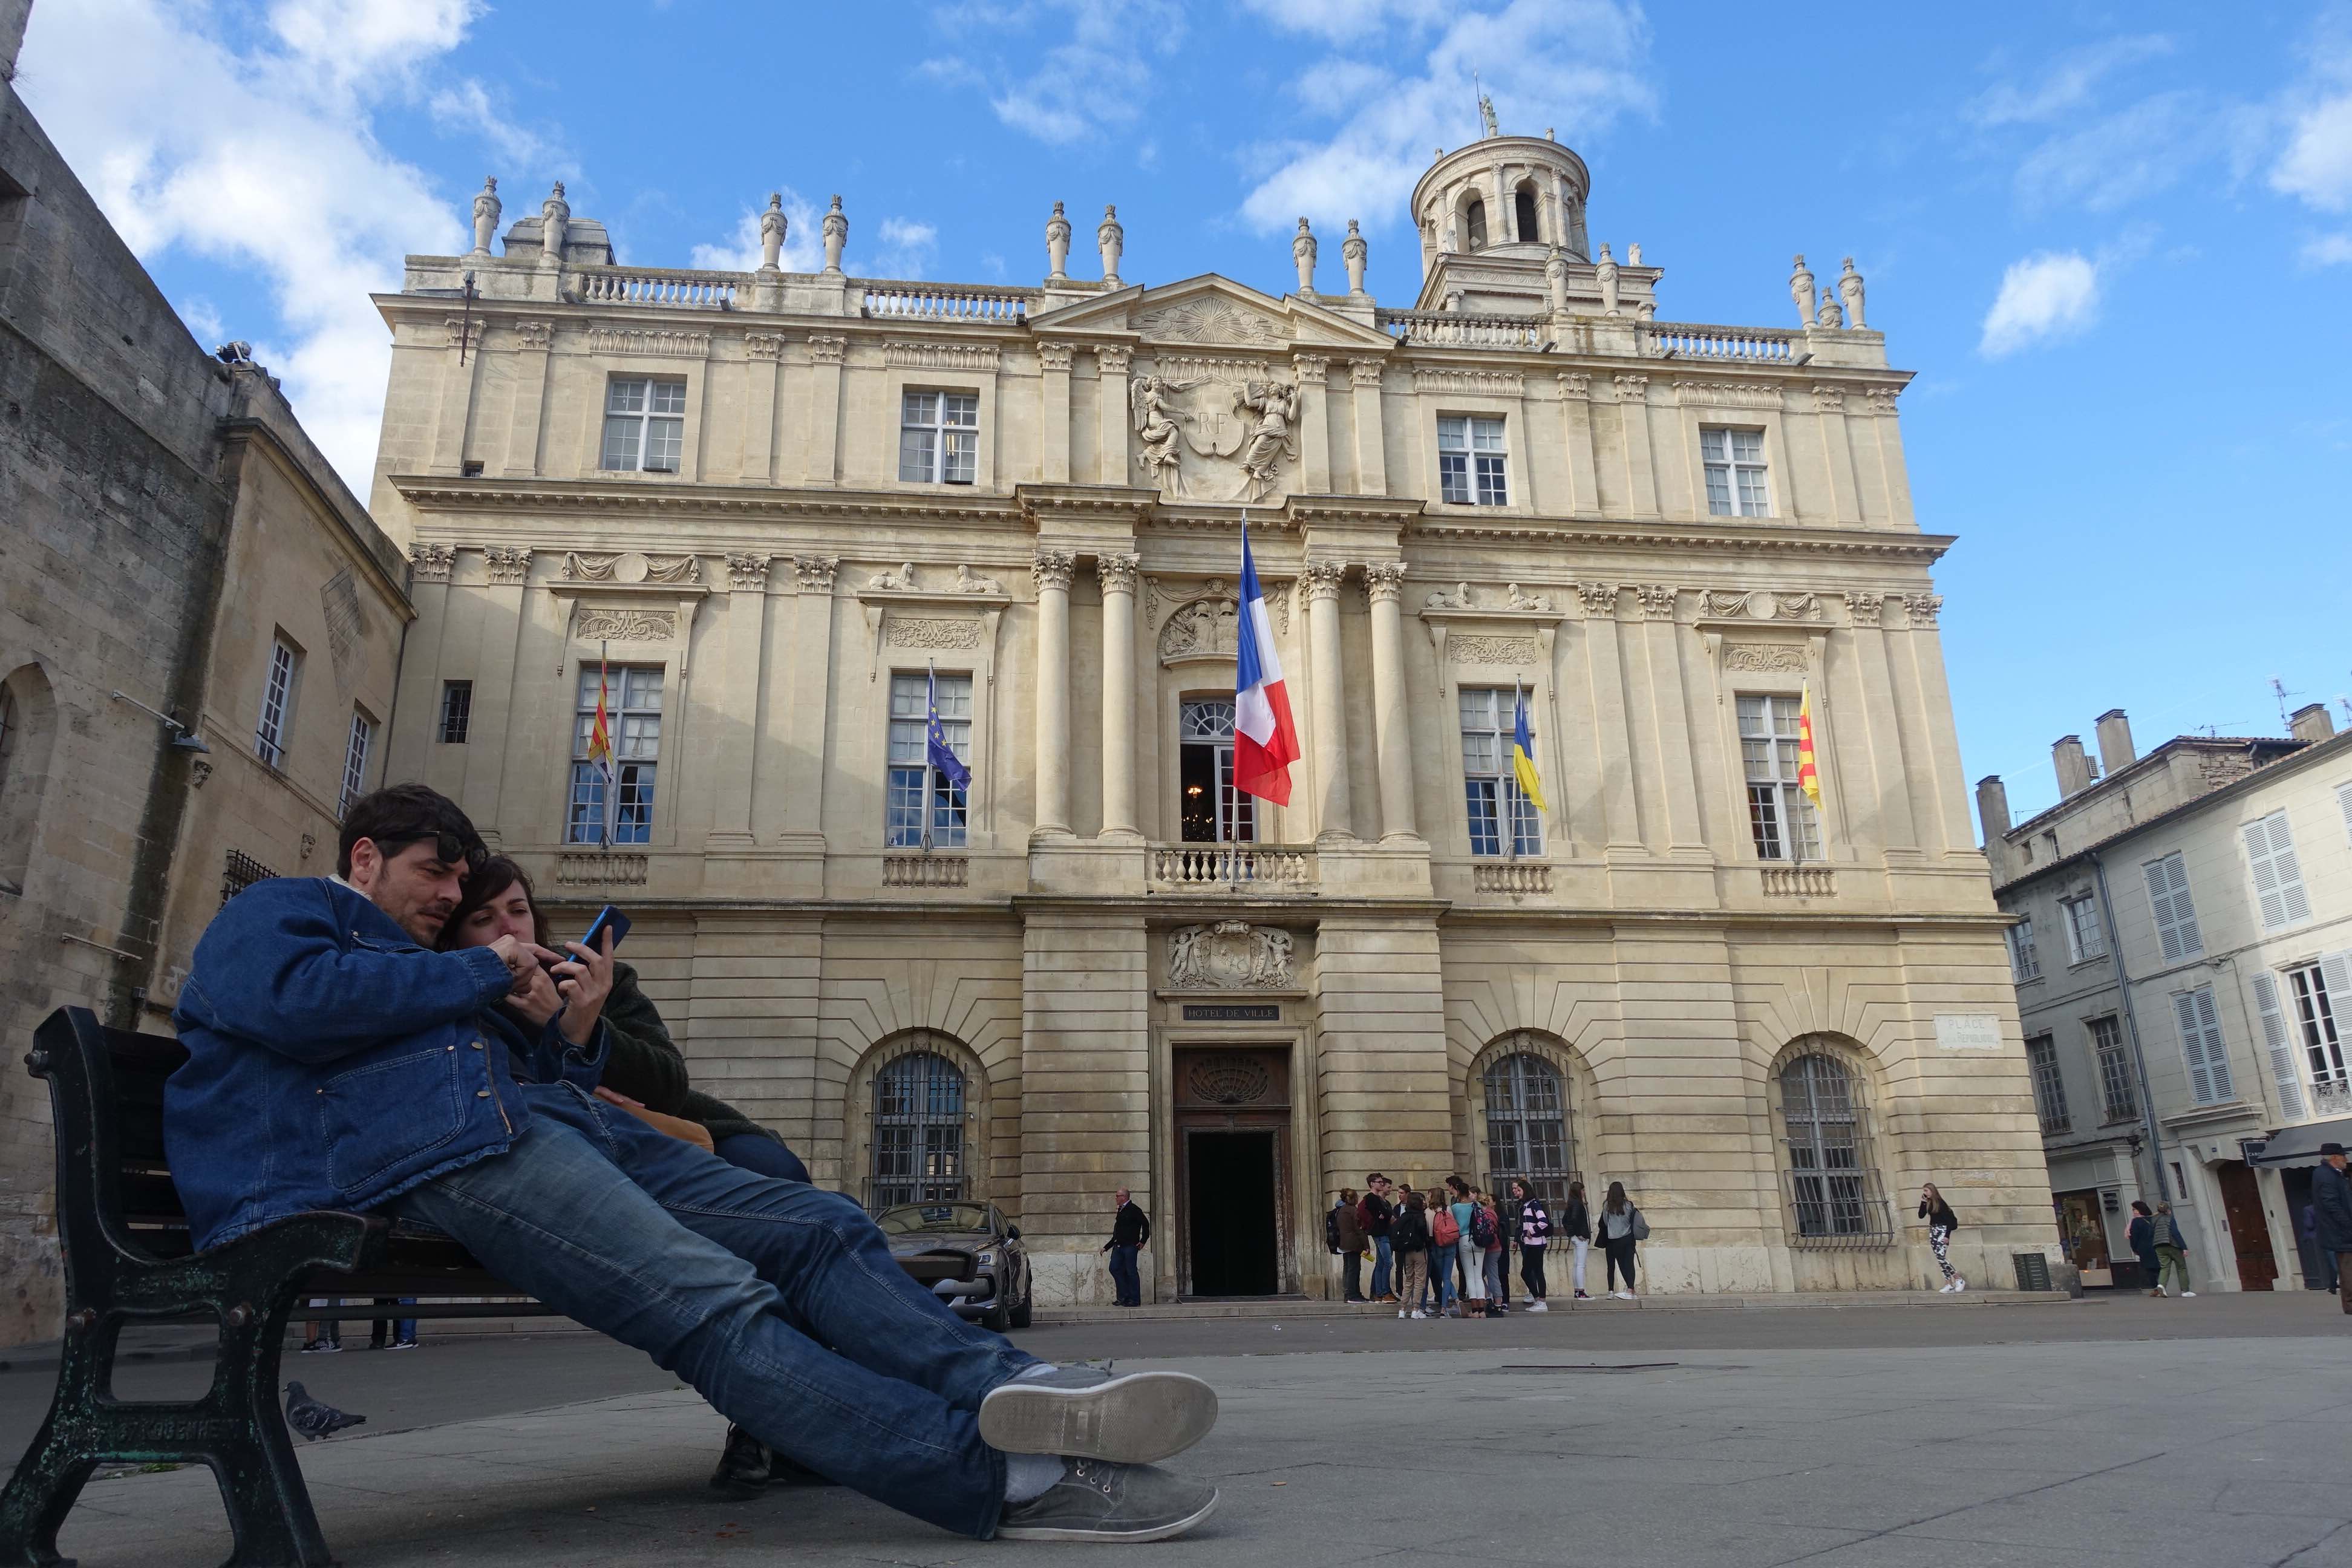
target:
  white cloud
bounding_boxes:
[926,1,1186,147]
[1236,0,1446,46]
[2012,90,2207,212]
[1238,0,1655,237]
[430,80,572,176]
[15,0,515,494]
[872,218,939,279]
[2301,232,2352,266]
[1966,35,2173,127]
[1979,252,2100,358]
[2273,93,2352,212]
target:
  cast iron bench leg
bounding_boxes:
[0,1322,108,1568]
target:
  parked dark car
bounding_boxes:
[875,1201,1032,1331]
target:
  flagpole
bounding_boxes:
[1509,679,1522,863]
[600,641,616,849]
[921,659,936,855]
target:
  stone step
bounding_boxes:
[1031,1289,2075,1324]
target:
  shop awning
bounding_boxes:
[2245,1118,2352,1167]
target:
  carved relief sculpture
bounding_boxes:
[1158,598,1240,662]
[484,546,531,586]
[867,563,920,591]
[886,618,984,649]
[576,608,676,642]
[727,554,770,591]
[410,542,456,583]
[1450,635,1543,665]
[1131,373,1197,494]
[643,554,701,585]
[1722,642,1809,672]
[955,564,1005,594]
[563,552,620,581]
[1234,379,1299,503]
[1168,921,1295,989]
[1698,589,1823,622]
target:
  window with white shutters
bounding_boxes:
[2242,811,2311,932]
[2060,893,2106,963]
[2169,985,2233,1106]
[2285,958,2350,1113]
[2007,918,2041,982]
[2250,970,2310,1119]
[2141,852,2203,962]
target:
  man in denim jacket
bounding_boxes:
[168,785,1219,1543]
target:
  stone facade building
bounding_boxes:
[370,128,2054,1305]
[1981,705,2352,1293]
[0,60,410,1344]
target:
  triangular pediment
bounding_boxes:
[1028,273,1394,352]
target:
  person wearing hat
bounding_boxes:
[2314,1142,2352,1312]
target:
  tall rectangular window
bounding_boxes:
[2007,918,2042,982]
[437,680,472,744]
[338,709,375,819]
[601,378,686,472]
[1457,687,1540,857]
[898,390,979,484]
[1737,694,1819,861]
[2025,1034,2070,1132]
[255,636,299,768]
[2171,985,2234,1106]
[1178,699,1254,844]
[2060,893,2107,963]
[2242,810,2311,932]
[2091,1015,2137,1122]
[1437,415,1508,506]
[2285,961,2348,1098]
[1702,426,1770,517]
[886,671,971,848]
[2141,851,2203,961]
[567,666,661,843]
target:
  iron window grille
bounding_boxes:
[2025,1033,2071,1132]
[438,681,472,744]
[1777,1051,1894,1247]
[869,1049,969,1209]
[2091,1015,2137,1122]
[220,849,276,907]
[1480,1046,1576,1213]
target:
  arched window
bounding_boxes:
[1465,197,1488,251]
[1481,1048,1573,1207]
[871,1051,969,1207]
[1777,1051,1892,1243]
[0,665,57,895]
[1513,182,1540,244]
[1179,699,1253,843]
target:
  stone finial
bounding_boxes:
[1817,286,1844,330]
[1789,253,1816,327]
[539,181,569,266]
[1292,217,1318,295]
[822,195,847,275]
[1838,256,1867,329]
[759,192,786,272]
[1544,246,1570,315]
[1098,204,1124,288]
[471,176,501,256]
[1045,200,1071,281]
[1595,242,1619,316]
[1342,219,1368,296]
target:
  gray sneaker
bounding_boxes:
[996,1459,1218,1543]
[980,1367,1218,1465]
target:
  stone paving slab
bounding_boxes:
[38,1333,2352,1568]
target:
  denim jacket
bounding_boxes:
[165,876,608,1249]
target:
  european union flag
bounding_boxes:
[926,664,970,793]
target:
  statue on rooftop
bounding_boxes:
[1790,254,1816,328]
[822,195,847,275]
[1045,201,1071,281]
[1342,220,1368,295]
[1816,287,1844,330]
[1838,256,1866,330]
[1099,204,1125,288]
[471,177,500,256]
[759,193,786,272]
[1293,218,1317,295]
[1596,243,1619,316]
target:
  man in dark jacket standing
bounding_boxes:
[1358,1175,1396,1302]
[2313,1142,2352,1312]
[1104,1188,1152,1307]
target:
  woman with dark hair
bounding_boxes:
[1917,1182,1965,1294]
[1563,1180,1593,1302]
[1598,1180,1647,1301]
[1445,1176,1488,1316]
[2126,1198,2164,1297]
[1511,1179,1550,1313]
[1391,1190,1432,1320]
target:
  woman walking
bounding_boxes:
[1563,1180,1593,1301]
[1334,1187,1367,1302]
[1446,1177,1489,1316]
[2126,1200,2164,1296]
[1392,1192,1432,1320]
[1917,1182,1966,1294]
[1597,1180,1647,1300]
[1512,1179,1551,1312]
[2154,1201,2194,1298]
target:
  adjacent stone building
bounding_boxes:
[371,126,2054,1305]
[0,56,410,1344]
[1981,705,2352,1292]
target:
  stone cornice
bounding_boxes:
[391,474,1021,526]
[1413,515,1955,564]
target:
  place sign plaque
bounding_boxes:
[1182,1003,1281,1022]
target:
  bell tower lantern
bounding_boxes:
[1409,126,1595,313]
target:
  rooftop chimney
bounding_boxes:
[2290,703,2336,744]
[2053,734,2096,798]
[2094,709,2136,775]
[1976,774,2011,840]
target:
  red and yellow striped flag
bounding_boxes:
[1796,683,1821,806]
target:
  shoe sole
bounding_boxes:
[980,1371,1219,1465]
[996,1486,1220,1542]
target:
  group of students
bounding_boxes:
[1330,1174,1649,1316]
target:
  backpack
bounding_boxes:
[1325,1206,1342,1254]
[1470,1205,1498,1249]
[1431,1205,1461,1247]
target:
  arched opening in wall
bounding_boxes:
[860,1033,980,1210]
[1770,1040,1896,1247]
[1465,197,1488,252]
[0,665,59,895]
[1474,1033,1579,1210]
[1513,181,1540,244]
[1178,697,1254,843]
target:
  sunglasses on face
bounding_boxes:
[384,831,488,875]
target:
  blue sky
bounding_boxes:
[16,1,2351,831]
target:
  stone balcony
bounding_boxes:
[1148,843,1317,893]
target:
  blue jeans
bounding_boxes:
[1423,1247,1455,1312]
[1108,1244,1142,1305]
[715,1131,811,1186]
[1370,1235,1393,1299]
[391,1083,1039,1538]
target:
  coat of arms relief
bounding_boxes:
[1129,299,1301,504]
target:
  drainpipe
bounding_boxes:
[2091,851,2169,1201]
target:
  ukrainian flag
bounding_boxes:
[1511,684,1547,814]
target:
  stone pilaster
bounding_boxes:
[1097,345,1132,486]
[1292,354,1330,494]
[1097,553,1140,840]
[805,335,846,484]
[1576,582,1644,853]
[1349,359,1387,495]
[460,547,532,843]
[777,556,837,858]
[1032,549,1075,838]
[1302,560,1354,844]
[742,333,786,486]
[1555,373,1597,513]
[707,555,769,849]
[1364,563,1419,844]
[1039,341,1073,485]
[499,321,554,477]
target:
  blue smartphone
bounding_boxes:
[579,905,632,954]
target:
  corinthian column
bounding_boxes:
[1364,562,1417,843]
[1302,560,1354,843]
[1098,553,1140,840]
[1033,549,1076,837]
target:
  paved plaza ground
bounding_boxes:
[6,1293,2347,1567]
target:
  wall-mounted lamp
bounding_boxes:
[111,690,211,754]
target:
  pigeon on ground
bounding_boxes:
[284,1380,365,1440]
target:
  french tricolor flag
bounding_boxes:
[1233,515,1300,805]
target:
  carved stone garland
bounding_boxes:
[1167,921,1295,990]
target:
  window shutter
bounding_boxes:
[2250,970,2307,1119]
[2322,952,2352,1017]
[2244,813,2311,931]
[2337,779,2352,844]
[2171,991,2213,1105]
[2142,854,2201,962]
[2192,984,2232,1102]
